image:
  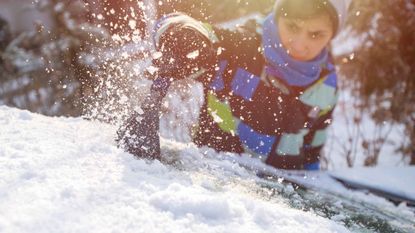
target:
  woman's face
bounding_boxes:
[278,14,334,61]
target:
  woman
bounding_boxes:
[118,0,351,170]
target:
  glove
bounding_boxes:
[151,13,218,80]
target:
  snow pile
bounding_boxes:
[330,167,415,203]
[0,106,350,233]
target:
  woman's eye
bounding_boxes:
[310,33,322,39]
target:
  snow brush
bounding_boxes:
[117,13,218,160]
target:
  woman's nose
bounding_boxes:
[289,35,308,54]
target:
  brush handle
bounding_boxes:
[117,77,171,160]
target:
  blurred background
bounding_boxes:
[0,0,413,169]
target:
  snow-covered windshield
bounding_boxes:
[1,1,414,233]
[1,106,413,233]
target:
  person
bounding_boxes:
[117,0,351,170]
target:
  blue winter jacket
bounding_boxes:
[191,17,338,170]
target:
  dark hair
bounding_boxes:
[275,0,339,34]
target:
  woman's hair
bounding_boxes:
[274,0,339,34]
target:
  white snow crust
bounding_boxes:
[0,106,350,233]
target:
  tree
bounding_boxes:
[340,0,415,165]
[0,0,109,116]
[0,15,11,51]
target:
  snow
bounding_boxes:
[324,86,408,169]
[186,50,200,59]
[226,153,415,222]
[0,106,351,233]
[331,26,363,57]
[330,167,415,203]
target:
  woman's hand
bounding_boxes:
[152,13,218,80]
